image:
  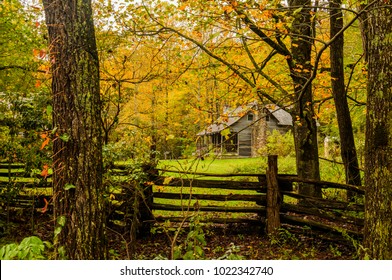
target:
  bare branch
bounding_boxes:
[297,0,378,103]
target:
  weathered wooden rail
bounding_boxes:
[148,156,364,237]
[0,156,365,237]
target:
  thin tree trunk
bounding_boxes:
[43,0,107,259]
[364,1,392,259]
[289,0,321,198]
[329,0,362,199]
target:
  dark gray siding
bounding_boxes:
[266,115,291,134]
[232,112,253,156]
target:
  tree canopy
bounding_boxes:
[1,0,391,259]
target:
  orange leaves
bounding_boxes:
[33,49,46,59]
[40,164,50,179]
[40,132,50,150]
[230,0,238,8]
[223,5,234,14]
[40,198,49,214]
[178,4,188,11]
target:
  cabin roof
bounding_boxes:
[197,103,292,136]
[264,104,293,126]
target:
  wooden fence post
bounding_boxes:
[266,155,281,236]
[138,164,156,235]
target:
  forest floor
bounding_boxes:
[110,222,359,260]
[1,214,359,260]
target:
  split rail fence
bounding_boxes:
[0,156,365,237]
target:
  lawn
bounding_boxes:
[158,157,266,174]
[158,156,348,183]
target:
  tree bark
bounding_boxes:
[289,0,322,198]
[364,1,392,259]
[43,0,107,259]
[329,0,362,199]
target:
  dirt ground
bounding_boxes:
[1,214,358,260]
[110,222,358,260]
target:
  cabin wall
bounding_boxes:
[238,130,252,156]
[266,115,291,135]
[231,112,255,157]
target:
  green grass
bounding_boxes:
[154,157,271,219]
[158,157,268,174]
[0,156,357,214]
[154,156,358,217]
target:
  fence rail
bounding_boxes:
[0,156,365,237]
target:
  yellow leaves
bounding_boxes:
[163,177,173,185]
[275,22,286,32]
[145,136,152,145]
[166,134,175,141]
[263,10,274,19]
[192,30,203,39]
[223,5,234,14]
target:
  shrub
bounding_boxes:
[0,236,50,260]
[258,130,295,157]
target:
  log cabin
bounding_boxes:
[196,102,293,158]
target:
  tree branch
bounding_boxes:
[161,25,280,105]
[241,36,290,97]
[231,1,291,57]
[297,0,378,103]
[0,65,46,73]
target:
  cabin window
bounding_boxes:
[247,113,254,121]
[223,133,238,153]
[266,115,270,121]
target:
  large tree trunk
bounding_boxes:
[43,0,107,259]
[364,1,392,259]
[329,0,362,198]
[289,0,321,197]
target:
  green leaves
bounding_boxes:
[221,128,231,140]
[173,215,207,260]
[64,183,76,190]
[0,236,47,260]
[57,215,66,227]
[46,105,53,116]
[60,133,70,142]
[54,216,66,240]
